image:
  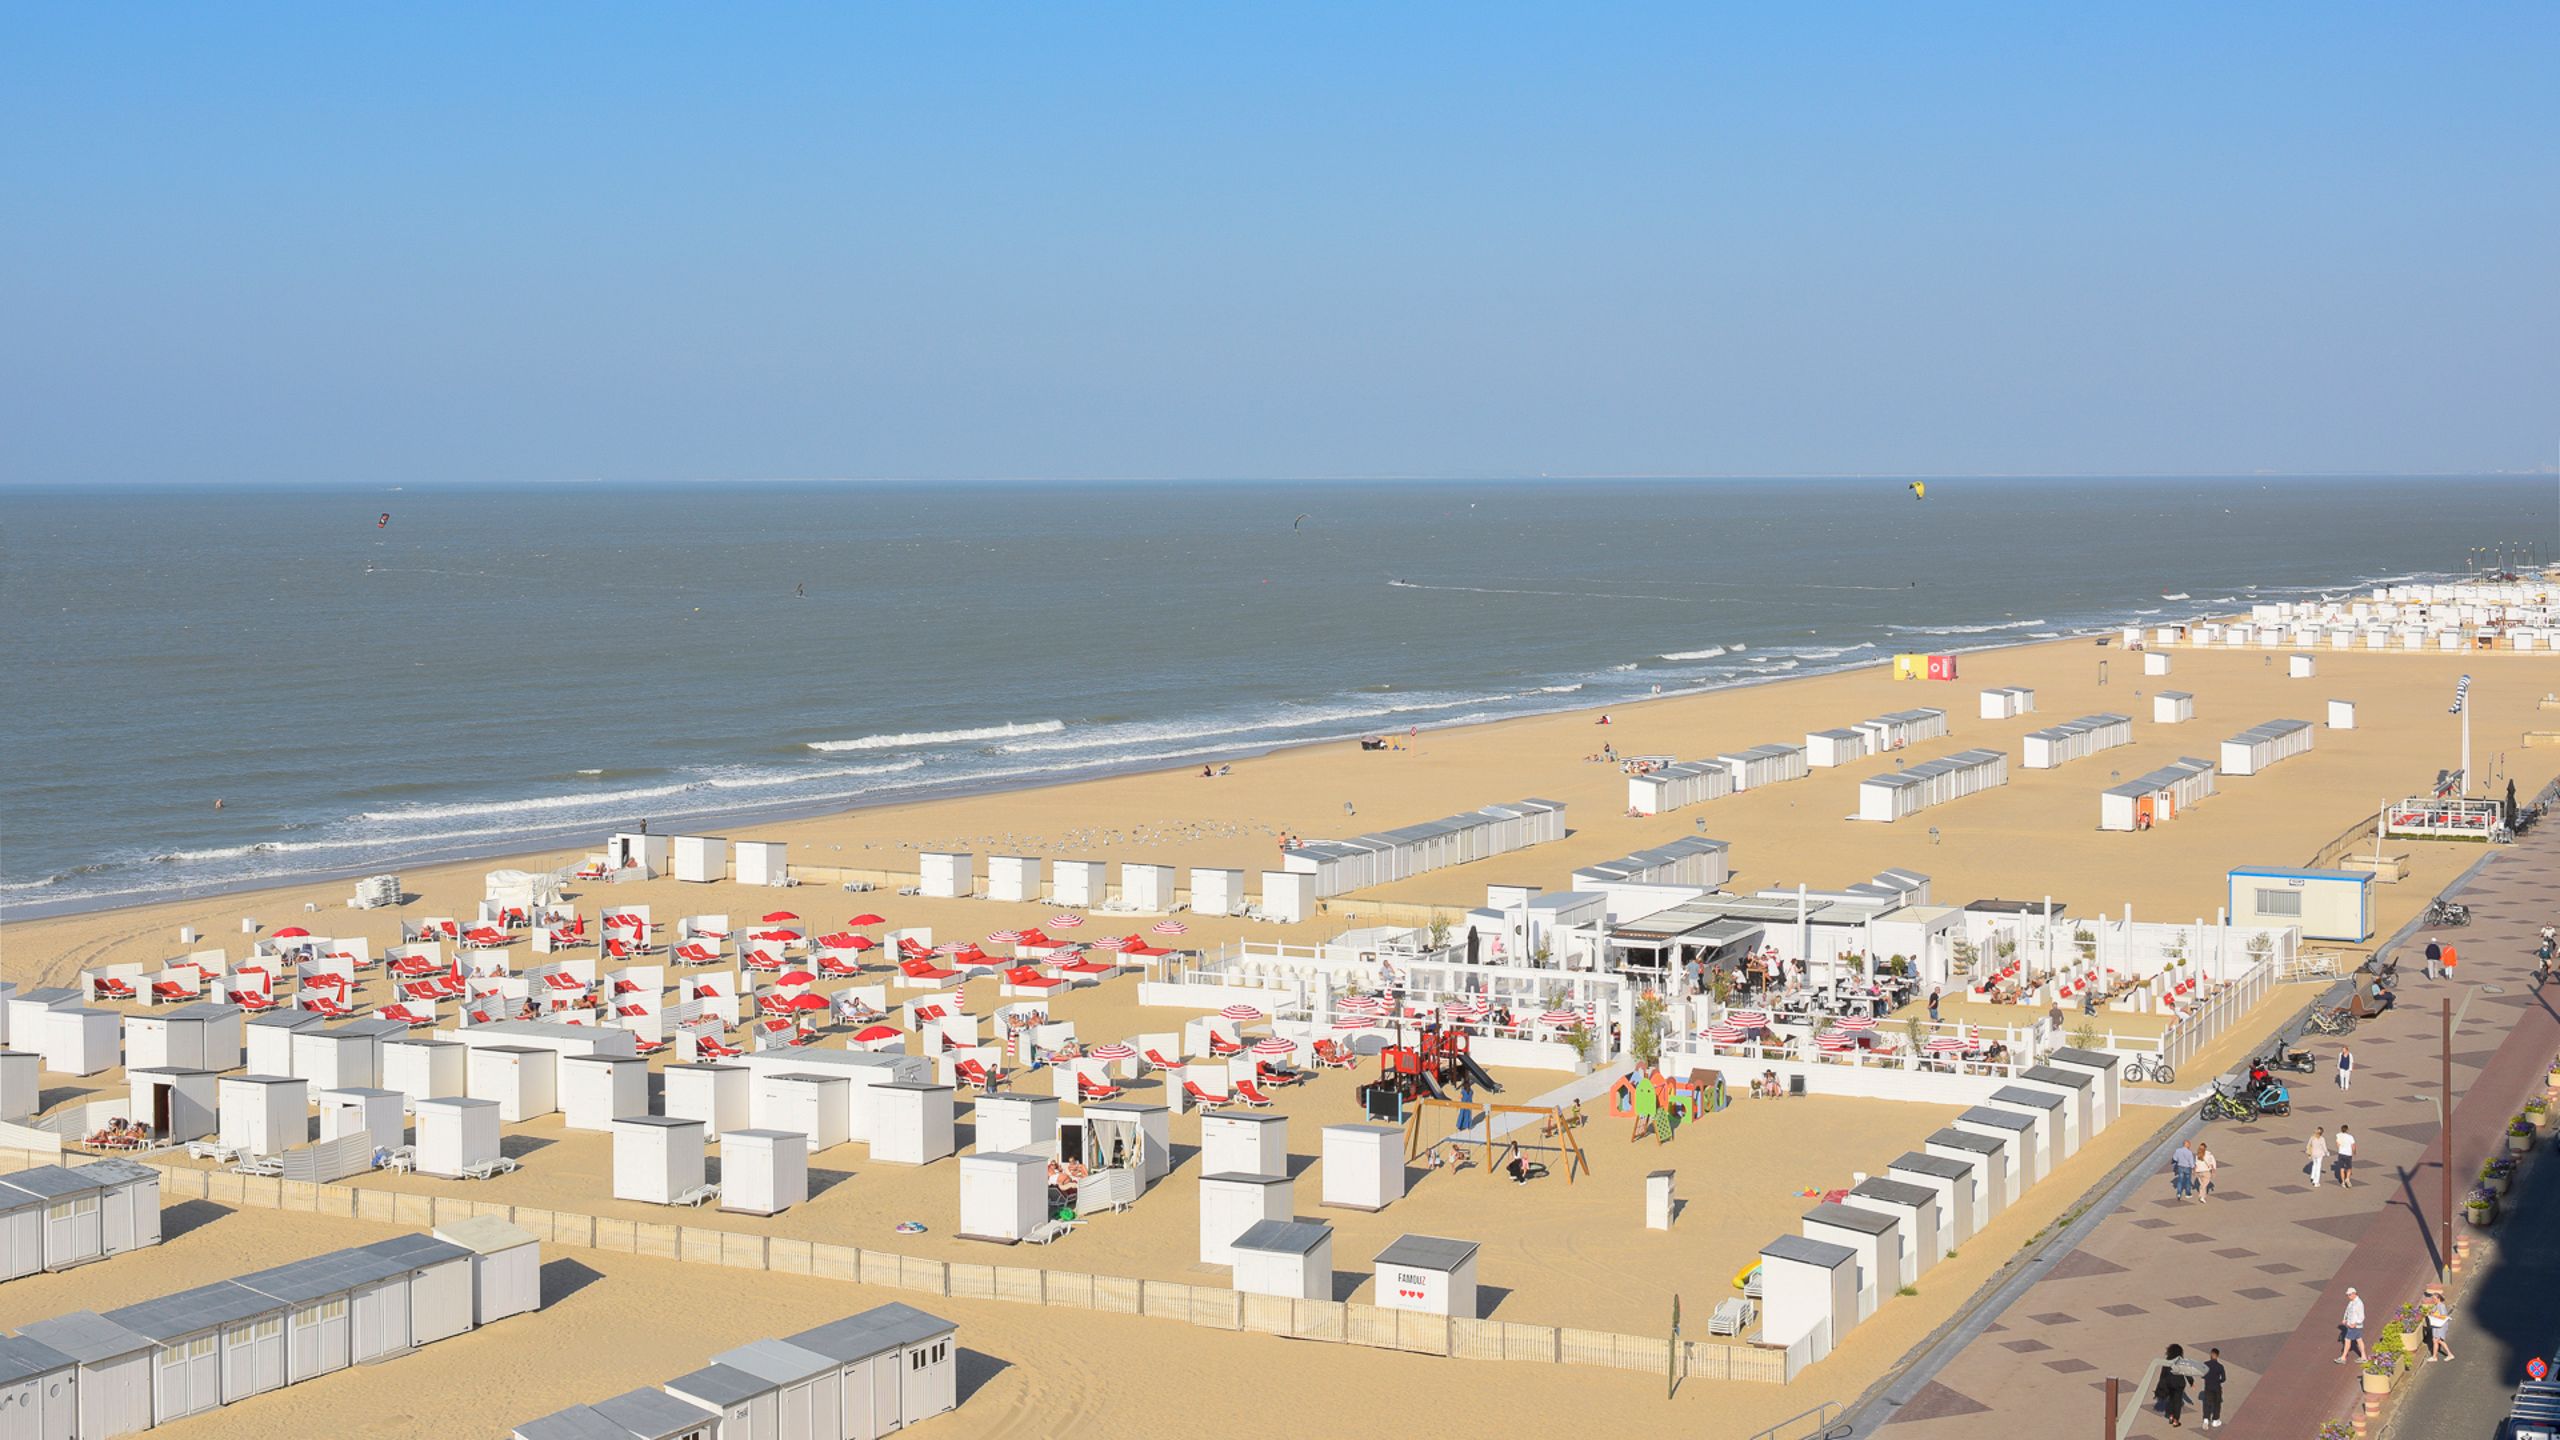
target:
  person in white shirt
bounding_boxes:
[2307,1127,2330,1188]
[2336,1288,2366,1363]
[2335,1125,2357,1188]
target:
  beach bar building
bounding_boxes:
[2220,718,2316,776]
[2098,757,2218,832]
[2228,866,2373,942]
[1856,748,2008,823]
[2020,713,2133,770]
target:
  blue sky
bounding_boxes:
[3,5,2554,483]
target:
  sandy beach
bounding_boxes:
[3,633,2550,1437]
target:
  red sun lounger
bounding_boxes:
[1077,1074,1125,1102]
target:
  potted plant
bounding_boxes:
[2360,1353,2397,1394]
[2383,1314,2416,1354]
[2527,1097,2550,1131]
[2483,1156,2517,1195]
[2467,1184,2500,1226]
[2510,1114,2537,1155]
[2317,1422,2355,1440]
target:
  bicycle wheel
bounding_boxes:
[2154,1063,2175,1086]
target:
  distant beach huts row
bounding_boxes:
[1977,687,2037,721]
[1854,749,2008,823]
[1808,709,1950,769]
[2020,714,2132,771]
[1569,835,1733,890]
[1277,798,1566,898]
[2219,719,2315,777]
[1625,743,1814,816]
[2099,758,2218,832]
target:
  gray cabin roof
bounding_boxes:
[1802,1202,1900,1236]
[1201,1171,1291,1187]
[433,1215,539,1255]
[512,1406,632,1440]
[1958,1106,2037,1133]
[616,1114,706,1130]
[356,1232,472,1271]
[106,1281,284,1341]
[73,1157,158,1188]
[16,1312,153,1363]
[1991,1086,2065,1111]
[2047,1046,2122,1071]
[1375,1234,1479,1271]
[0,1336,74,1386]
[0,1165,106,1202]
[164,1001,240,1022]
[1761,1234,1855,1269]
[1233,1219,1332,1256]
[712,1337,837,1387]
[18,987,81,1006]
[247,1009,327,1030]
[1889,1152,1975,1181]
[1849,1177,1938,1209]
[1927,1127,2006,1156]
[592,1388,719,1440]
[235,1246,415,1306]
[788,1303,957,1363]
[2021,1064,2092,1090]
[665,1362,773,1406]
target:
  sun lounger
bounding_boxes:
[954,1058,1008,1092]
[188,1140,246,1164]
[1076,1074,1125,1103]
[459,1156,520,1180]
[1206,1032,1243,1057]
[675,1182,722,1208]
[391,956,439,976]
[694,1033,744,1059]
[1707,1298,1756,1336]
[232,1155,285,1177]
[1182,1079,1230,1108]
[1230,1079,1275,1107]
[1003,966,1066,997]
[380,1004,436,1028]
[897,957,959,985]
[1312,1040,1359,1068]
[150,980,193,1001]
[235,989,277,1011]
[817,955,863,978]
[91,977,138,1000]
[1143,1048,1184,1072]
[631,1036,667,1056]
[1253,1062,1306,1088]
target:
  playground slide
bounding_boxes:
[1413,1071,1449,1102]
[1454,1054,1503,1094]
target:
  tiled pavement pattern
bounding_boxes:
[1873,835,2560,1438]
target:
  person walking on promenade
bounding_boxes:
[2307,1127,2329,1188]
[2335,1288,2366,1364]
[2426,1296,2455,1361]
[2155,1343,2191,1427]
[2194,1141,2219,1201]
[2171,1138,2197,1200]
[2335,1124,2357,1188]
[2336,1044,2353,1091]
[2199,1347,2228,1428]
[1928,987,1941,1024]
[2424,936,2443,979]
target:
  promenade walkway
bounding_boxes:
[1860,830,2560,1439]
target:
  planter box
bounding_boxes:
[2466,1202,2499,1227]
[2509,1132,2535,1155]
[2361,1372,2393,1395]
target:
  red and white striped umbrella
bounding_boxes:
[1152,920,1188,935]
[1108,935,1146,953]
[1834,1016,1877,1032]
[986,930,1023,945]
[1337,995,1386,1013]
[1331,1016,1374,1031]
[1047,913,1085,929]
[1539,1009,1584,1026]
[1251,1036,1298,1055]
[1818,1028,1864,1046]
[1088,1042,1137,1061]
[1219,1004,1264,1021]
[1444,1002,1490,1021]
[1923,1036,1970,1053]
[1726,1010,1770,1028]
[1705,1023,1752,1044]
[1816,1037,1858,1054]
[931,943,963,956]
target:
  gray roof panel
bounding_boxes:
[235,1246,415,1306]
[0,1336,74,1387]
[591,1388,719,1440]
[15,1312,153,1363]
[1926,1128,2006,1155]
[1991,1086,2065,1111]
[1802,1202,1900,1236]
[1233,1219,1332,1256]
[1958,1106,2037,1132]
[0,1165,106,1202]
[1374,1234,1479,1270]
[1849,1177,1938,1209]
[512,1406,632,1440]
[1888,1152,1975,1181]
[665,1362,772,1406]
[788,1302,956,1363]
[107,1281,284,1341]
[2047,1047,2122,1071]
[1761,1234,1855,1268]
[712,1337,836,1387]
[2021,1065,2093,1090]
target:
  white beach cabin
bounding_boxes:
[130,1067,221,1144]
[1120,864,1175,912]
[2152,690,2195,724]
[734,839,790,888]
[560,1053,649,1132]
[869,1082,956,1165]
[667,1062,753,1139]
[1759,1235,1858,1360]
[958,1151,1047,1243]
[431,1215,543,1326]
[382,1037,466,1111]
[1322,1123,1407,1211]
[970,1093,1059,1157]
[218,1075,309,1157]
[986,855,1041,904]
[1051,860,1107,910]
[413,1096,503,1179]
[1845,1176,1942,1275]
[720,1129,809,1216]
[1802,1201,1901,1318]
[613,1116,708,1205]
[918,852,972,900]
[782,1303,959,1438]
[1232,1219,1333,1301]
[673,835,729,884]
[1373,1234,1480,1318]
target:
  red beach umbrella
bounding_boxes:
[849,913,886,926]
[777,970,816,987]
[272,927,311,938]
[760,911,800,923]
[852,1024,902,1044]
[788,992,830,1011]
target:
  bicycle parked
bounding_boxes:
[2426,897,2472,927]
[2121,1051,2177,1086]
[2305,1004,2357,1036]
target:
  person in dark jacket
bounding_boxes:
[2155,1343,2190,1427]
[2199,1347,2226,1428]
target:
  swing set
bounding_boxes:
[1404,1096,1591,1184]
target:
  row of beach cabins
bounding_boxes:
[0,1216,539,1439]
[1618,679,2340,834]
[2136,576,2560,651]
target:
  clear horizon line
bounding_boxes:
[7,467,2558,488]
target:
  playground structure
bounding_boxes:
[1403,1095,1590,1185]
[1354,1023,1503,1120]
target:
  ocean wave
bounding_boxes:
[1795,643,1879,660]
[1885,619,2047,635]
[1659,646,1727,661]
[2030,631,2062,638]
[2133,608,2161,616]
[807,720,1064,752]
[353,759,924,826]
[995,698,1477,756]
[1609,663,1639,672]
[1536,684,1585,693]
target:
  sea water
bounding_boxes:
[0,475,2537,915]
